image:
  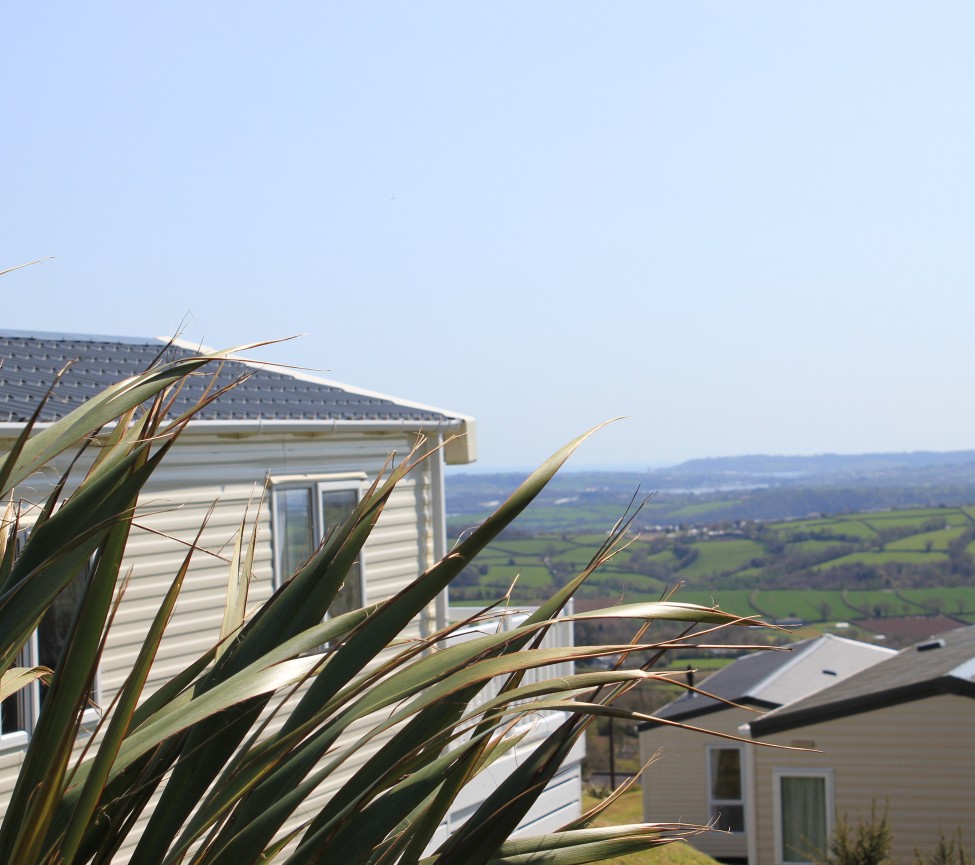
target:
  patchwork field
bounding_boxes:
[450,503,975,629]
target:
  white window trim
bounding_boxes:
[772,767,834,865]
[706,744,746,834]
[270,473,368,606]
[1,529,102,749]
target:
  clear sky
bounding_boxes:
[3,3,973,472]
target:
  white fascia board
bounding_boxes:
[179,418,476,465]
[949,657,975,681]
[0,417,478,465]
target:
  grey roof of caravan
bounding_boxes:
[649,634,895,723]
[0,331,465,425]
[750,624,975,736]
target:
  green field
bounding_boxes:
[815,519,878,539]
[668,499,741,518]
[673,539,765,580]
[550,542,606,564]
[450,503,975,627]
[866,506,969,522]
[490,538,575,556]
[785,539,851,555]
[573,533,617,545]
[885,526,967,551]
[864,515,947,531]
[585,570,667,596]
[769,517,877,538]
[748,590,862,621]
[896,587,975,613]
[817,550,950,569]
[476,564,553,587]
[664,588,758,617]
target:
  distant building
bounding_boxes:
[639,635,894,863]
[745,625,975,865]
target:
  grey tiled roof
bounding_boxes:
[647,634,894,725]
[0,332,459,425]
[750,625,975,735]
[652,646,794,721]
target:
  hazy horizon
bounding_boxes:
[4,3,973,471]
[446,445,975,476]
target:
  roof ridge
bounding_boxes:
[0,329,157,345]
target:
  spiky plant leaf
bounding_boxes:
[0,341,771,865]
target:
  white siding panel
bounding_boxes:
[100,432,436,705]
[0,428,445,862]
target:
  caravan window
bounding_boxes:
[271,475,366,617]
[1,536,101,742]
[707,746,745,833]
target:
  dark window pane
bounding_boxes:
[321,489,357,538]
[322,489,361,616]
[38,570,87,669]
[711,748,742,799]
[781,776,827,862]
[711,804,745,833]
[37,568,89,707]
[1,689,26,734]
[3,566,89,732]
[278,488,314,579]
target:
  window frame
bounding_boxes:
[270,473,368,614]
[706,744,746,834]
[1,529,102,748]
[772,767,834,865]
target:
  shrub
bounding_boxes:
[915,830,969,865]
[823,804,893,865]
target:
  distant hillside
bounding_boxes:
[663,450,975,478]
[446,451,975,532]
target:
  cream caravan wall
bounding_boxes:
[640,708,752,861]
[103,430,436,696]
[749,694,975,865]
[0,428,438,826]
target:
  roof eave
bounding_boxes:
[749,676,975,737]
[180,417,478,465]
[637,697,779,731]
[0,416,479,465]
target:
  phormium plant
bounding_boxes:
[0,342,765,865]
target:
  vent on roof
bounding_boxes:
[822,669,837,676]
[916,639,945,652]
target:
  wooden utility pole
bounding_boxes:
[607,718,616,789]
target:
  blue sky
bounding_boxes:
[3,3,973,471]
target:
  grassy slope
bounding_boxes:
[581,788,720,865]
